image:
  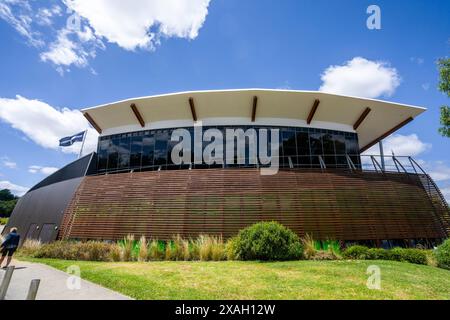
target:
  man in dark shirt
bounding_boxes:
[0,227,20,268]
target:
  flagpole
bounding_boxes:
[78,130,87,159]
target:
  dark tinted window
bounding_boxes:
[296,131,310,167]
[130,135,143,168]
[107,137,119,171]
[322,133,336,166]
[97,126,361,172]
[142,133,155,168]
[98,139,109,171]
[118,135,130,169]
[154,130,169,167]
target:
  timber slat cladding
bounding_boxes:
[59,169,450,241]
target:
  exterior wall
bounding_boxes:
[5,177,83,244]
[4,153,96,244]
[59,169,450,242]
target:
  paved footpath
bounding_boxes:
[0,260,132,300]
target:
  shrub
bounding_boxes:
[138,236,148,262]
[121,234,135,261]
[189,240,200,261]
[148,240,165,261]
[165,241,174,260]
[225,237,239,260]
[109,244,122,262]
[210,236,226,261]
[233,222,303,261]
[195,235,225,261]
[0,217,8,225]
[435,239,450,270]
[389,248,427,265]
[311,250,340,261]
[301,234,317,260]
[18,239,42,257]
[366,248,389,260]
[342,245,369,259]
[321,240,341,255]
[181,238,191,261]
[343,245,428,265]
[164,235,188,261]
[300,235,341,260]
[31,241,121,261]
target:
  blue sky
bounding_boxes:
[0,0,449,199]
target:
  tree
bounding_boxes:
[0,189,17,201]
[0,189,18,217]
[437,58,450,137]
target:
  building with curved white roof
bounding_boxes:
[6,90,449,247]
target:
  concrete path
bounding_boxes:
[0,260,132,300]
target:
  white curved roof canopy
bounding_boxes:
[82,89,426,152]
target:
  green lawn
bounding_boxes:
[25,258,450,300]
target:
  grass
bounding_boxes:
[20,258,450,300]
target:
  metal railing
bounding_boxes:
[94,154,434,175]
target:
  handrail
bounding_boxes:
[92,154,444,178]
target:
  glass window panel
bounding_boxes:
[130,135,143,168]
[97,139,109,171]
[141,133,155,168]
[310,133,323,167]
[282,129,296,167]
[296,131,311,167]
[333,134,347,167]
[346,136,359,155]
[154,130,169,167]
[118,135,130,169]
[322,133,336,167]
[107,137,119,171]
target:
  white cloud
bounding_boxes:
[441,187,450,203]
[0,95,98,155]
[65,0,211,51]
[363,134,450,202]
[35,4,61,26]
[1,157,17,169]
[319,57,401,98]
[410,57,424,65]
[422,83,430,91]
[0,0,212,72]
[0,180,29,196]
[28,165,59,175]
[363,134,431,157]
[40,28,91,68]
[427,162,450,182]
[0,0,44,47]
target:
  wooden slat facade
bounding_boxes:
[59,169,450,241]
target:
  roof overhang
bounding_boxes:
[81,89,426,152]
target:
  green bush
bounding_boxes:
[342,245,369,259]
[233,222,303,261]
[0,217,8,225]
[343,245,427,265]
[435,239,450,270]
[366,248,389,260]
[388,248,427,265]
[148,240,165,261]
[225,237,239,260]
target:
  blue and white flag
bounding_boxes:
[59,131,86,147]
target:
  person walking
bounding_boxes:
[0,227,20,268]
